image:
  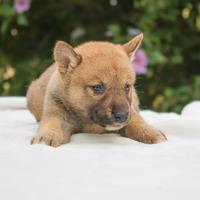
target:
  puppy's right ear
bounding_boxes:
[54,41,82,73]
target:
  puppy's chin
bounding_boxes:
[104,125,124,131]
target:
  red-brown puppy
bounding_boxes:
[27,33,167,147]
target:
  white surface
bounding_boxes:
[0,97,26,109]
[0,98,200,200]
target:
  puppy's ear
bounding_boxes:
[123,33,143,58]
[54,41,81,73]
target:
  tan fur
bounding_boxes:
[27,33,167,147]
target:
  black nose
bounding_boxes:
[113,112,128,123]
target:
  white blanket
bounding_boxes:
[0,97,200,200]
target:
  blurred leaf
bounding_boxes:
[3,82,10,95]
[0,4,14,17]
[1,17,12,34]
[17,14,28,26]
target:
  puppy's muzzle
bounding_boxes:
[90,107,129,128]
[112,111,128,123]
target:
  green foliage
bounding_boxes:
[0,0,200,112]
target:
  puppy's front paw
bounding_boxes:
[122,126,167,144]
[122,114,167,144]
[30,131,70,147]
[143,130,167,144]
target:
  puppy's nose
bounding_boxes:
[113,112,128,123]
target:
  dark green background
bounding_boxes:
[0,0,200,112]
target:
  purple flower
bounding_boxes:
[14,0,30,13]
[131,49,148,75]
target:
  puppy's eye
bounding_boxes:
[91,84,105,94]
[125,83,131,94]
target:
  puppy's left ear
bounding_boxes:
[54,41,82,73]
[123,33,143,58]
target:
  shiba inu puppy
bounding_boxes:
[27,33,167,147]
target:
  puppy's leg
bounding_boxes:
[31,94,73,147]
[31,117,72,147]
[121,114,167,144]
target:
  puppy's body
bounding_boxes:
[27,34,167,147]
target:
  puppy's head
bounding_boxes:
[54,34,143,131]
